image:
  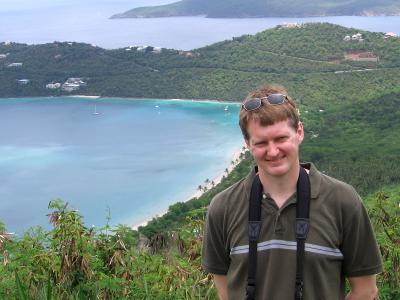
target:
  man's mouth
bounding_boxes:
[266,156,285,162]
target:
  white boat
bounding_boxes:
[93,104,100,115]
[224,105,229,111]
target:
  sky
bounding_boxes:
[0,0,175,12]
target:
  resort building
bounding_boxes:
[17,79,30,85]
[384,32,398,39]
[61,78,87,92]
[7,62,23,67]
[46,82,61,89]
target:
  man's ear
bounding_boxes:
[245,138,250,149]
[297,121,305,143]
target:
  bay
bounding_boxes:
[0,97,242,233]
[1,0,400,50]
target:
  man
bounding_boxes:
[202,85,382,299]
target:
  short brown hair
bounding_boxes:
[239,84,299,140]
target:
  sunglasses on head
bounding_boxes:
[242,93,288,111]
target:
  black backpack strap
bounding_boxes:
[245,174,263,300]
[295,166,311,300]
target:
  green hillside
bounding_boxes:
[2,23,400,104]
[110,0,400,18]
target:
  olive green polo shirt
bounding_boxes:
[202,163,382,300]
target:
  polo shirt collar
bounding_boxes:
[243,162,323,200]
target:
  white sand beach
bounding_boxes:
[131,145,247,230]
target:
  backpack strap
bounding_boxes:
[245,174,262,300]
[245,166,310,300]
[295,166,311,300]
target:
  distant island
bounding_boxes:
[110,0,400,19]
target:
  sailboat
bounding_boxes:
[93,104,100,115]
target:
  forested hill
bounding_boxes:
[110,0,400,18]
[2,22,400,105]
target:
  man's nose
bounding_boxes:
[267,143,279,156]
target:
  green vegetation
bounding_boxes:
[2,23,400,102]
[0,183,399,298]
[110,0,400,18]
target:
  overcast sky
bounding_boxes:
[0,0,175,12]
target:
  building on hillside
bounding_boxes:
[178,51,199,58]
[384,32,398,39]
[17,79,30,85]
[62,77,87,92]
[153,47,162,54]
[343,35,351,41]
[62,83,80,92]
[137,46,148,52]
[0,53,8,59]
[351,33,363,41]
[7,62,23,67]
[46,82,61,89]
[344,51,379,62]
[280,22,302,28]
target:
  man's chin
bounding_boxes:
[261,164,288,177]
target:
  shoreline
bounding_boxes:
[131,145,247,230]
[0,95,241,104]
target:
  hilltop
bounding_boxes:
[110,0,400,18]
[1,23,400,104]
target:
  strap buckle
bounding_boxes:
[248,221,261,242]
[295,279,304,299]
[245,279,256,300]
[295,218,309,240]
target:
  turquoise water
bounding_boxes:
[0,97,242,233]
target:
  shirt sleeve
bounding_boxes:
[202,195,231,275]
[341,189,383,277]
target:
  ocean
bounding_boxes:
[0,97,242,233]
[1,0,400,50]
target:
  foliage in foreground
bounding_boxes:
[0,200,215,299]
[0,185,399,299]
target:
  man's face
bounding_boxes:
[245,119,304,178]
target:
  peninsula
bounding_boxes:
[110,0,400,19]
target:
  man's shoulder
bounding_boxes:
[208,171,252,214]
[309,163,362,210]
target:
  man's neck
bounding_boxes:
[258,164,300,208]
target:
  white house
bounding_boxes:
[7,62,23,67]
[153,47,162,54]
[46,82,61,89]
[62,83,80,92]
[61,77,87,92]
[384,32,398,39]
[17,79,30,85]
